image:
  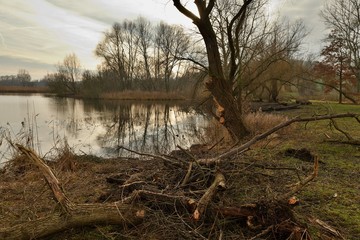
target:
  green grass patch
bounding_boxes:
[274,102,360,238]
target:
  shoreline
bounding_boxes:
[0,87,191,101]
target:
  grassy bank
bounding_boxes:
[275,102,360,238]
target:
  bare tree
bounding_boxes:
[321,0,360,93]
[96,19,191,93]
[172,0,253,140]
[17,69,31,86]
[122,20,139,88]
[96,23,128,90]
[155,22,190,92]
[48,53,82,95]
[135,17,153,83]
[242,20,307,102]
[172,0,306,139]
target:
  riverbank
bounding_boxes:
[99,90,187,100]
[3,88,190,101]
[0,86,50,94]
[1,103,359,239]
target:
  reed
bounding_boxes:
[100,90,186,100]
[0,86,50,93]
[244,111,293,135]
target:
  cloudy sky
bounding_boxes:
[0,0,327,80]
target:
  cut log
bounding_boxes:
[216,205,257,218]
[193,172,226,220]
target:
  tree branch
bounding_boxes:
[172,0,200,24]
[175,56,208,71]
[227,0,254,81]
[16,144,73,214]
[280,156,319,200]
[193,171,226,220]
[205,0,216,16]
[198,113,360,165]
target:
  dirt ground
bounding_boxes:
[1,104,360,239]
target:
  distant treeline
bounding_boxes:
[0,70,48,87]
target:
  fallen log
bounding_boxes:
[0,145,145,240]
[0,204,144,240]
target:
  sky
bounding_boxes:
[0,0,327,80]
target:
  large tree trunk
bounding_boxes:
[172,0,250,141]
[197,15,249,140]
[207,76,249,140]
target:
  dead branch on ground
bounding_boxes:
[197,113,359,165]
[0,145,145,240]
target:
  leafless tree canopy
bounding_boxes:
[95,18,194,92]
[321,0,360,92]
[172,0,307,140]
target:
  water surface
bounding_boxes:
[0,94,211,163]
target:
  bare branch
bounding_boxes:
[205,0,216,16]
[173,0,200,24]
[16,144,73,214]
[227,0,254,81]
[198,113,360,165]
[175,56,208,71]
[118,145,182,167]
[280,156,319,200]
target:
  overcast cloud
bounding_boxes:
[273,0,327,54]
[0,0,327,79]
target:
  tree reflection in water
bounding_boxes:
[0,95,211,165]
[96,101,210,156]
[49,97,210,157]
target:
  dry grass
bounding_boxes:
[244,111,293,136]
[100,90,186,100]
[202,111,293,148]
[0,86,50,93]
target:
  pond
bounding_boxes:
[0,94,213,164]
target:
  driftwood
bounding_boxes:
[0,145,145,240]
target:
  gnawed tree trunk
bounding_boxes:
[0,145,145,240]
[173,0,250,140]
